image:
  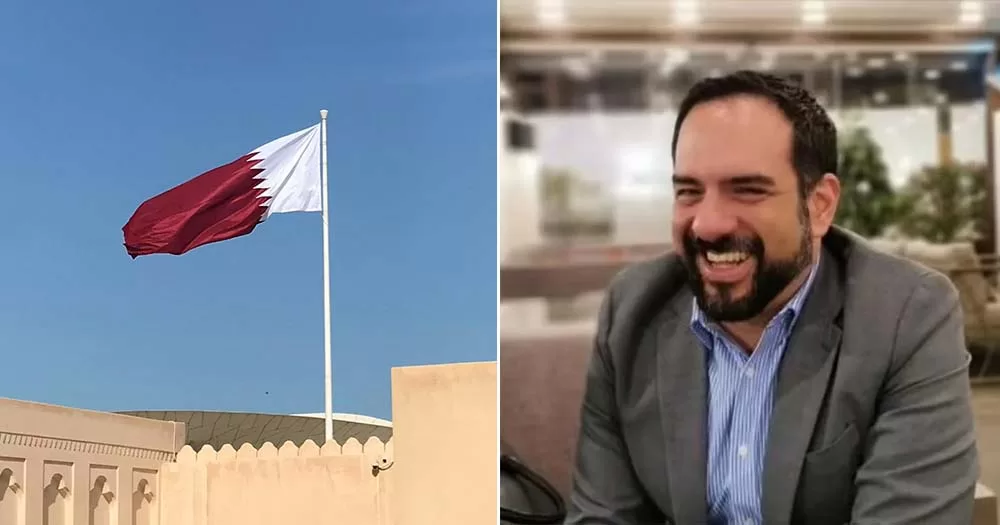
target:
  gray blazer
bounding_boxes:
[566,227,979,525]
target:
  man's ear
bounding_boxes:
[808,173,841,237]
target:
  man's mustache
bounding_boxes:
[682,231,763,256]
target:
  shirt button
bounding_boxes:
[738,445,748,458]
[745,367,755,377]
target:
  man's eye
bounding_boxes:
[676,188,701,197]
[735,187,768,195]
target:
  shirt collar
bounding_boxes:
[689,252,821,342]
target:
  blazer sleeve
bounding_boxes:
[564,286,666,525]
[850,271,979,524]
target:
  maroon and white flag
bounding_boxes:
[123,124,322,258]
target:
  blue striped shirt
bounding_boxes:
[690,260,819,525]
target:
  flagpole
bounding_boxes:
[320,109,334,443]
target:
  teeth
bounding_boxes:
[706,251,749,264]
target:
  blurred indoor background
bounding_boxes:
[500,0,996,331]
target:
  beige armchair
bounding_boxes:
[500,331,594,499]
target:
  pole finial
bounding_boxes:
[320,109,328,119]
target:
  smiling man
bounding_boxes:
[565,71,978,525]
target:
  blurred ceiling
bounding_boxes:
[500,0,999,39]
[505,49,985,74]
[502,47,990,110]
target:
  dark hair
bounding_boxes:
[670,70,838,193]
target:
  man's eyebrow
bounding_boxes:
[671,174,776,186]
[728,174,776,186]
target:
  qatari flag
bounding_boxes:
[122,123,322,258]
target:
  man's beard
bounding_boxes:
[681,210,813,323]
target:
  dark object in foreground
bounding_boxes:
[500,449,566,525]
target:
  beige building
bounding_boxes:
[0,361,497,525]
[121,410,392,450]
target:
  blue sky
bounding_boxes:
[0,0,497,420]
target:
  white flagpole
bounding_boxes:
[320,109,334,443]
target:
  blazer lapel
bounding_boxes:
[658,289,709,525]
[761,252,845,525]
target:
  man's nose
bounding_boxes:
[690,200,738,242]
